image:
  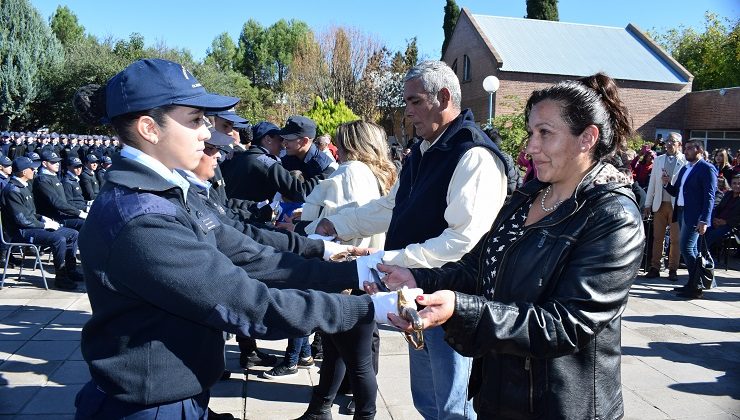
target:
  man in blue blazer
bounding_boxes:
[663,141,717,298]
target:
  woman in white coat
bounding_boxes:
[296,120,397,420]
[298,121,396,249]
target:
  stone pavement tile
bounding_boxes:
[620,357,676,392]
[0,299,32,310]
[20,383,83,414]
[47,360,90,385]
[1,309,61,326]
[0,324,42,342]
[0,341,24,362]
[0,386,40,414]
[24,298,78,310]
[14,339,78,361]
[31,326,82,341]
[244,372,314,420]
[636,388,729,419]
[0,287,56,299]
[0,311,14,322]
[386,404,424,420]
[376,354,414,408]
[622,388,670,419]
[209,376,245,413]
[67,345,83,361]
[0,359,62,385]
[64,296,92,312]
[50,310,91,326]
[670,322,740,343]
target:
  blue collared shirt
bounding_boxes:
[120,145,190,202]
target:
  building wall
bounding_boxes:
[684,87,740,130]
[443,11,693,141]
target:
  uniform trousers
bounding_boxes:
[75,381,209,419]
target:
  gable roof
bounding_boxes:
[469,13,691,85]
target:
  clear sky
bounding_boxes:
[31,0,739,61]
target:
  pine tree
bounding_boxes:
[525,0,559,21]
[0,0,64,129]
[49,5,84,47]
[441,0,461,57]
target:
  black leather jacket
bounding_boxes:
[412,163,644,419]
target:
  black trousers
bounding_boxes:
[315,321,378,419]
[17,227,78,270]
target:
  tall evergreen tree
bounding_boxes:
[0,0,63,129]
[441,0,461,57]
[526,0,559,21]
[49,5,84,47]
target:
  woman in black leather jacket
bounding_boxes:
[376,73,644,419]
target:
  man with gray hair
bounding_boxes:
[316,60,508,419]
[643,132,686,280]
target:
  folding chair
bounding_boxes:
[0,213,49,290]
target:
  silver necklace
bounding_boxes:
[540,185,564,212]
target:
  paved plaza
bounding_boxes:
[0,258,738,419]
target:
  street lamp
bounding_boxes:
[482,75,500,128]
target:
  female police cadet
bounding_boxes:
[72,58,412,419]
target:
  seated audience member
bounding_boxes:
[79,154,100,201]
[705,174,740,251]
[62,157,88,214]
[2,157,82,290]
[33,151,87,231]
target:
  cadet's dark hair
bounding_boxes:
[524,72,633,162]
[73,84,176,147]
[237,126,253,145]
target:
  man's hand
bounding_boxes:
[661,173,670,186]
[42,217,60,231]
[378,264,416,290]
[642,207,651,219]
[697,222,708,235]
[388,290,456,331]
[347,246,378,257]
[315,218,337,238]
[79,211,88,219]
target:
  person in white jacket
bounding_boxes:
[294,120,397,419]
[643,132,687,280]
[299,121,396,249]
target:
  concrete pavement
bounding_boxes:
[0,258,738,419]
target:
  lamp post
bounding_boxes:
[482,75,500,128]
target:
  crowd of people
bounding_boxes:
[0,56,736,420]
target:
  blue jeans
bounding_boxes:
[408,326,475,420]
[284,335,311,366]
[678,208,700,288]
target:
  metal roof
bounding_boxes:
[471,15,689,84]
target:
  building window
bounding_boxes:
[690,130,740,152]
[463,55,471,82]
[451,59,458,75]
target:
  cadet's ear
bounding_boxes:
[135,116,160,145]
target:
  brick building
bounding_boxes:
[442,9,740,152]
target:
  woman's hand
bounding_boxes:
[387,290,456,331]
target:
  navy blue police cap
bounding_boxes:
[26,152,40,161]
[278,115,317,140]
[85,154,99,163]
[67,157,83,167]
[13,157,41,172]
[252,122,280,141]
[206,109,248,124]
[40,150,62,162]
[106,58,239,119]
[0,155,12,167]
